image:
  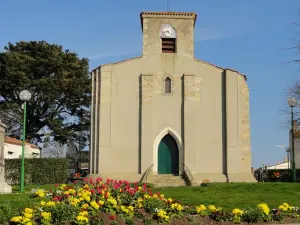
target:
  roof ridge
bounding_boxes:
[5,136,40,149]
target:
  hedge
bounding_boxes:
[4,158,68,185]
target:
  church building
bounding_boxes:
[89,12,256,184]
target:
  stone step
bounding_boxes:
[152,178,185,182]
[151,175,187,187]
[154,182,186,187]
[154,181,186,184]
[152,175,182,179]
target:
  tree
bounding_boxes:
[42,137,66,158]
[0,41,91,145]
[285,81,300,125]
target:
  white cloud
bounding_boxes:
[195,28,231,42]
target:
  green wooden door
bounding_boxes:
[158,134,179,175]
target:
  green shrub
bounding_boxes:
[242,208,263,223]
[209,210,231,222]
[143,198,166,213]
[0,203,18,225]
[5,158,68,185]
[48,203,78,225]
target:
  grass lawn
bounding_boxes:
[0,184,58,211]
[1,182,300,211]
[153,182,300,210]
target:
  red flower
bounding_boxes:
[52,196,59,202]
[108,215,117,220]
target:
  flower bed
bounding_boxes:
[7,178,300,225]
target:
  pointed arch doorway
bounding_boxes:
[158,134,179,175]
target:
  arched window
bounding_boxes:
[165,77,171,93]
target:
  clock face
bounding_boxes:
[162,26,173,37]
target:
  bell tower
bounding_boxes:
[140,12,197,57]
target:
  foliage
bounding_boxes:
[5,158,68,185]
[0,204,18,225]
[241,208,263,223]
[42,139,66,158]
[209,209,231,222]
[49,203,79,225]
[4,178,300,225]
[0,40,91,145]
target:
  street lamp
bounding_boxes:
[288,97,297,182]
[19,90,32,192]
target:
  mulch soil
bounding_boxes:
[97,213,300,225]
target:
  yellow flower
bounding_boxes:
[23,212,33,219]
[22,217,31,223]
[128,206,134,211]
[84,196,91,202]
[257,203,270,215]
[208,205,217,212]
[121,205,129,214]
[35,189,45,198]
[79,211,88,217]
[171,203,183,211]
[157,209,169,222]
[41,211,51,220]
[11,216,22,222]
[24,208,33,214]
[98,200,104,206]
[60,184,67,190]
[107,197,117,205]
[153,194,158,198]
[90,200,100,210]
[76,215,89,223]
[69,198,81,206]
[157,209,168,218]
[69,189,76,195]
[167,198,173,203]
[81,203,89,209]
[25,222,33,225]
[144,194,150,199]
[279,202,291,212]
[40,201,46,206]
[46,201,56,207]
[232,208,244,216]
[196,204,207,213]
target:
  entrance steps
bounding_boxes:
[151,174,186,187]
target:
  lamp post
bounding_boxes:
[19,90,32,192]
[288,97,297,183]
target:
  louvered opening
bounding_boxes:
[162,38,176,53]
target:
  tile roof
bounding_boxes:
[5,136,40,149]
[141,12,196,17]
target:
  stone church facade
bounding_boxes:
[89,12,256,184]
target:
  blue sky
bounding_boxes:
[1,0,300,169]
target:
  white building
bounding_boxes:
[4,137,40,159]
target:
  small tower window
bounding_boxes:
[165,77,172,93]
[162,38,176,53]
